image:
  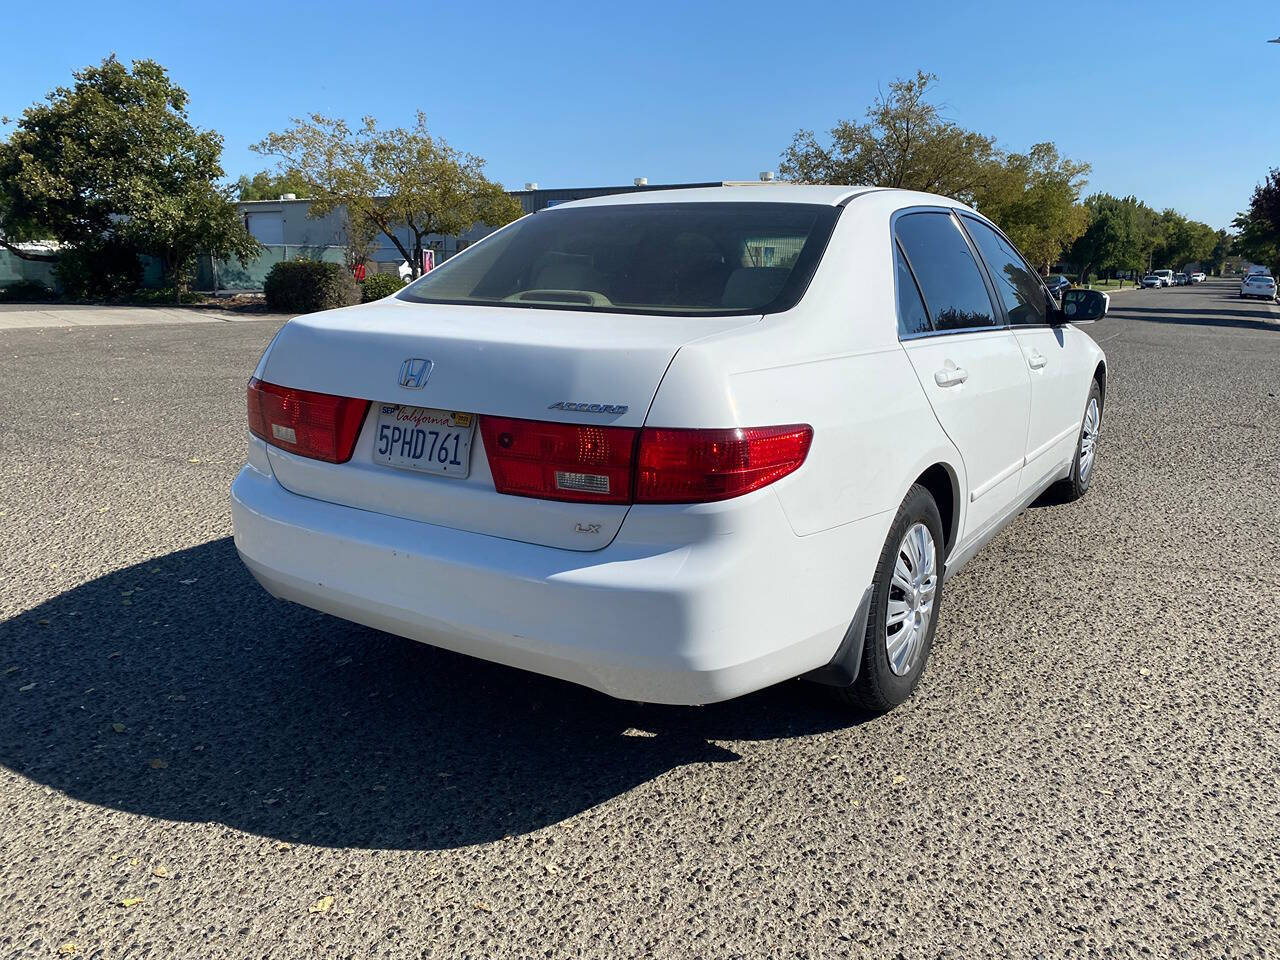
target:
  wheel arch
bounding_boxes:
[1093,359,1107,410]
[913,461,960,555]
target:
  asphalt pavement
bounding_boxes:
[1,279,1278,958]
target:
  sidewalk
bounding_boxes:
[0,303,292,330]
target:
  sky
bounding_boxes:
[2,0,1277,230]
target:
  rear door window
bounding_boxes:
[894,212,999,332]
[894,243,932,337]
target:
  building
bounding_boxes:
[232,178,770,278]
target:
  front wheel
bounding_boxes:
[1053,380,1103,503]
[834,484,945,712]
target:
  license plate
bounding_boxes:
[372,405,474,478]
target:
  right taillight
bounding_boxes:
[635,424,813,503]
[478,417,812,505]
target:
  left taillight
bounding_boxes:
[247,377,369,464]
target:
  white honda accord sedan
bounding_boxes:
[231,186,1109,711]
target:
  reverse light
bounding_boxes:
[478,416,638,504]
[247,377,369,463]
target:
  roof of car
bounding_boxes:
[554,184,883,209]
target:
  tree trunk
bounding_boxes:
[374,223,414,277]
[412,237,424,280]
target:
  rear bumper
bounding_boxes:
[230,463,888,704]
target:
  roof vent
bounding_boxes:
[634,177,648,187]
[759,171,775,182]
[524,182,538,191]
[280,193,297,201]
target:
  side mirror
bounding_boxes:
[1057,288,1108,325]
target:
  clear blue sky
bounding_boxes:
[2,0,1276,229]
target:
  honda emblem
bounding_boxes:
[398,358,433,390]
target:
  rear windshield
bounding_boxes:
[396,201,840,316]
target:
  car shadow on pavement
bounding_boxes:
[1108,302,1278,332]
[0,538,868,851]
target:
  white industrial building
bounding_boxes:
[236,179,733,269]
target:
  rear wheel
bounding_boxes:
[834,484,945,712]
[1053,379,1103,503]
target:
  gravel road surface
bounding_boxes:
[1,279,1278,958]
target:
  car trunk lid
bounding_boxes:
[258,297,759,550]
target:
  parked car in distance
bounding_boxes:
[1153,269,1174,287]
[1174,273,1189,286]
[1190,272,1206,284]
[1142,274,1163,288]
[1240,273,1277,301]
[1044,274,1071,297]
[231,185,1109,713]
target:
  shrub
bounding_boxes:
[54,238,144,300]
[0,279,57,302]
[360,272,406,302]
[127,287,204,305]
[263,260,359,314]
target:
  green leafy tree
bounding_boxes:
[779,71,1000,202]
[235,169,312,201]
[781,73,1089,270]
[1150,212,1217,271]
[254,112,523,278]
[0,56,258,299]
[975,143,1091,272]
[1232,168,1280,274]
[1203,229,1233,275]
[1068,194,1160,283]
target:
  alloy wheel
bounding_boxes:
[1079,397,1100,483]
[886,522,937,677]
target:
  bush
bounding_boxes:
[0,279,57,302]
[360,272,406,302]
[54,238,144,300]
[263,260,359,314]
[127,287,204,305]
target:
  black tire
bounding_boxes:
[1052,379,1103,503]
[834,484,945,712]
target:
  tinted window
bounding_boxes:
[397,202,840,317]
[895,243,931,336]
[894,212,997,331]
[962,217,1047,326]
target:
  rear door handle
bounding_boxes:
[934,366,969,387]
[1028,352,1048,370]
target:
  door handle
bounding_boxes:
[934,365,969,387]
[1028,352,1048,370]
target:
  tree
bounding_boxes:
[1068,194,1159,283]
[0,56,258,298]
[975,143,1091,272]
[120,175,260,301]
[1150,211,1217,271]
[341,209,379,272]
[780,73,1089,271]
[1204,229,1233,275]
[779,71,1000,203]
[1232,168,1280,274]
[254,112,524,278]
[235,169,312,201]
